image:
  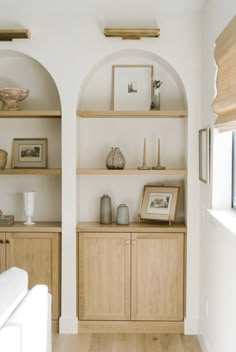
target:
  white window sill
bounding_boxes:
[208,209,236,236]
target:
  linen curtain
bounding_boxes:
[212,15,236,132]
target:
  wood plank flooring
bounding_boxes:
[52,333,202,352]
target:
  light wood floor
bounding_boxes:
[52,333,202,352]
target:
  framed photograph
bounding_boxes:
[112,65,153,111]
[12,138,48,168]
[199,128,211,183]
[139,185,180,222]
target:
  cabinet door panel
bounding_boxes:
[5,232,60,320]
[0,233,6,272]
[131,232,184,321]
[79,232,130,320]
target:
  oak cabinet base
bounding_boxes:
[78,320,184,334]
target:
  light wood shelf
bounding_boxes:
[77,222,187,233]
[0,110,61,118]
[0,221,61,232]
[76,168,187,175]
[0,29,30,41]
[0,168,62,175]
[77,110,187,118]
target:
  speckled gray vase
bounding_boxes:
[100,194,112,224]
[116,204,129,225]
[105,147,125,170]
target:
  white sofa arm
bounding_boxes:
[0,325,21,352]
[6,285,51,352]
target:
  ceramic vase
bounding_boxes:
[23,191,36,225]
[100,194,112,224]
[105,147,126,169]
[116,204,129,225]
[0,149,8,169]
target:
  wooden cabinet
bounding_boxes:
[0,230,61,322]
[79,232,130,320]
[78,224,185,327]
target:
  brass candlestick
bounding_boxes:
[137,137,151,170]
[152,138,165,170]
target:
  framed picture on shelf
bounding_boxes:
[139,185,180,222]
[198,127,211,183]
[112,65,153,111]
[12,138,48,168]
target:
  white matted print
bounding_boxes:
[12,138,48,168]
[112,65,153,111]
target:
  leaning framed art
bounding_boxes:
[12,138,48,168]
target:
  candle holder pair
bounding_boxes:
[137,138,165,170]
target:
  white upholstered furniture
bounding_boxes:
[0,267,52,352]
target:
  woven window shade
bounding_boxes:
[212,16,236,132]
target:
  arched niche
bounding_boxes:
[0,50,61,110]
[77,49,187,112]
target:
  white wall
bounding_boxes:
[0,1,202,333]
[199,1,236,351]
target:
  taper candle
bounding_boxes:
[143,138,147,165]
[158,138,160,164]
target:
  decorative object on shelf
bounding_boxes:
[100,194,112,224]
[0,29,30,41]
[0,149,8,169]
[150,80,163,110]
[137,137,151,170]
[12,138,48,168]
[139,185,180,224]
[199,127,211,184]
[23,191,36,225]
[105,147,126,169]
[104,28,160,40]
[112,65,153,111]
[152,138,166,170]
[116,204,129,225]
[0,88,29,111]
[0,214,14,226]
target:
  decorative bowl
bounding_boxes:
[0,88,29,111]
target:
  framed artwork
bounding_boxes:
[12,138,48,168]
[139,185,180,222]
[112,65,153,111]
[199,128,211,183]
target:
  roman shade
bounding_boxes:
[212,15,236,132]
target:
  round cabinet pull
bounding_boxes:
[132,240,136,245]
[125,240,130,244]
[0,240,4,244]
[5,240,10,244]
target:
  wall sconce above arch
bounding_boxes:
[0,29,30,41]
[104,28,160,40]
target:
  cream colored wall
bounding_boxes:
[0,2,202,333]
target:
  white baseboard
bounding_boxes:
[59,316,78,334]
[198,335,209,352]
[184,318,199,334]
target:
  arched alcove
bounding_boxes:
[0,50,62,222]
[77,48,187,111]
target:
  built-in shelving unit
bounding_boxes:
[0,110,61,118]
[76,168,187,175]
[0,29,30,41]
[78,110,187,118]
[0,168,61,175]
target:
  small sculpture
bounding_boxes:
[150,80,163,110]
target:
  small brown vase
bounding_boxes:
[105,147,126,169]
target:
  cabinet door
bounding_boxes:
[5,232,60,320]
[79,232,131,320]
[0,233,6,273]
[131,232,184,321]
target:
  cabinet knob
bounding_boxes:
[125,240,130,244]
[5,240,10,244]
[132,240,136,245]
[0,240,4,244]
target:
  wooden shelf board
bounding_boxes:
[0,168,62,175]
[0,110,61,118]
[0,221,61,232]
[77,110,187,118]
[77,222,187,233]
[0,29,30,41]
[76,168,187,175]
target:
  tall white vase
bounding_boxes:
[23,191,36,225]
